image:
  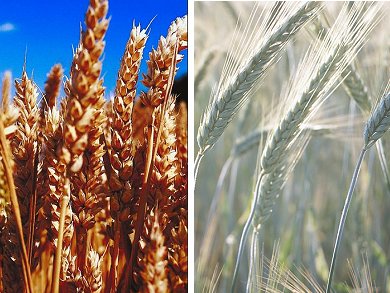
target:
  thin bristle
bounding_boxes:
[197,2,320,155]
[260,2,382,174]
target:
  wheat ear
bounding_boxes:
[312,11,390,190]
[0,77,20,290]
[326,86,389,292]
[138,210,169,293]
[122,16,187,291]
[364,92,390,149]
[195,2,319,180]
[52,0,109,291]
[12,70,40,267]
[85,248,103,293]
[167,212,188,291]
[42,64,63,112]
[340,64,390,189]
[108,23,147,290]
[260,3,381,174]
[232,3,382,290]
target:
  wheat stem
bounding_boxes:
[27,149,39,265]
[246,228,259,293]
[0,121,33,293]
[326,148,366,293]
[194,151,204,183]
[231,172,264,292]
[206,157,233,223]
[124,40,179,290]
[312,11,390,190]
[375,142,390,191]
[51,179,70,293]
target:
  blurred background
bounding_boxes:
[195,2,389,292]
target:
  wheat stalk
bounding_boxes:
[121,16,187,291]
[311,10,390,190]
[0,116,33,292]
[195,2,320,180]
[326,85,390,292]
[0,1,187,291]
[231,3,382,290]
[53,0,109,291]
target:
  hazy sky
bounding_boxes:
[0,0,187,94]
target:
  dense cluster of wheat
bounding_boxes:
[0,1,188,292]
[195,2,389,292]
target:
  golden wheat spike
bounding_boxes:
[53,0,109,291]
[168,214,188,291]
[141,16,187,108]
[11,69,40,272]
[43,64,63,111]
[138,210,169,293]
[107,23,148,290]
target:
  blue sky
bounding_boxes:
[0,0,187,95]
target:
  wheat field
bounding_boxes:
[0,0,187,292]
[195,2,389,292]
